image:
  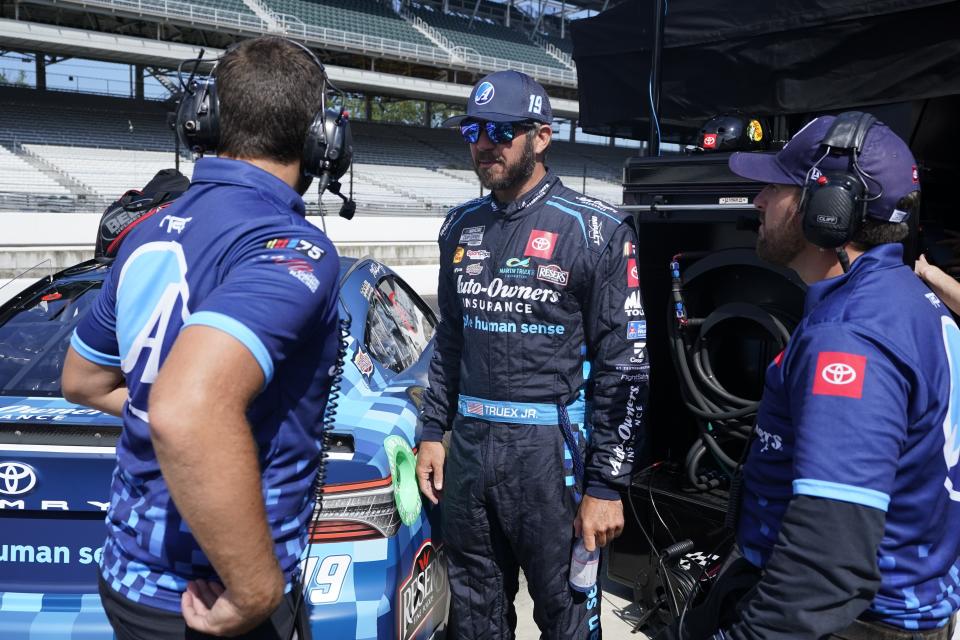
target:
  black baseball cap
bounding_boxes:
[442,70,553,126]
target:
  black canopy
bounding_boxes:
[570,0,960,142]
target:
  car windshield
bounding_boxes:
[0,280,103,397]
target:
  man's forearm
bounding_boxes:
[729,496,883,640]
[922,264,960,315]
[151,410,284,609]
[62,348,127,416]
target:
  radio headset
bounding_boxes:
[174,39,357,219]
[798,111,883,272]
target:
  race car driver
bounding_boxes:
[682,114,960,639]
[415,70,649,639]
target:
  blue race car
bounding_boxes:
[0,256,447,639]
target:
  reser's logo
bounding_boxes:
[0,462,36,496]
[821,363,857,385]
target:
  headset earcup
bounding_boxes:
[301,111,328,178]
[202,81,219,153]
[175,79,220,155]
[801,174,863,248]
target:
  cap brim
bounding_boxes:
[440,111,551,128]
[440,114,470,128]
[728,151,802,186]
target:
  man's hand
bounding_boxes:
[181,578,281,637]
[574,495,625,552]
[416,441,446,505]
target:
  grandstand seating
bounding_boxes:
[0,87,632,213]
[542,33,573,56]
[411,5,566,70]
[263,0,435,49]
[192,0,257,17]
[24,146,194,200]
[0,146,71,195]
[0,87,174,151]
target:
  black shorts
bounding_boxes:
[98,575,311,640]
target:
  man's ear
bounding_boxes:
[533,124,552,155]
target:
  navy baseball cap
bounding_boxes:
[729,115,920,222]
[442,70,553,126]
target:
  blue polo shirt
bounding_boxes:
[738,243,960,630]
[71,157,340,612]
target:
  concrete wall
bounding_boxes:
[0,212,443,300]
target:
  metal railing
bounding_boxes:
[407,13,458,56]
[57,0,267,31]
[278,18,453,66]
[45,0,577,87]
[0,190,450,216]
[453,46,574,85]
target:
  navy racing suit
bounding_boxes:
[419,172,650,639]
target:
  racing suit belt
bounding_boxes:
[457,394,585,425]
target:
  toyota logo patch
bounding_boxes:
[812,352,866,399]
[821,363,856,385]
[524,229,558,259]
[0,462,37,495]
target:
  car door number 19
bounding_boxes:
[302,554,352,604]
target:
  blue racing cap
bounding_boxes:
[729,115,920,222]
[442,70,553,126]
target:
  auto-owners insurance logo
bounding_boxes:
[0,462,37,495]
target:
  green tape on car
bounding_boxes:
[384,435,422,526]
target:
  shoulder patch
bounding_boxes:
[264,237,326,261]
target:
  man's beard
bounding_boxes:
[756,208,806,267]
[473,135,536,192]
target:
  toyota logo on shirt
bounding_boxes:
[821,363,856,385]
[0,462,37,495]
[524,230,558,259]
[812,352,866,399]
[627,259,639,288]
[703,133,718,149]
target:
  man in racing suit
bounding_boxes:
[679,114,960,639]
[61,37,341,639]
[415,70,649,639]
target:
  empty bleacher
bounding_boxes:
[264,0,435,49]
[411,4,566,70]
[541,33,573,56]
[24,146,194,200]
[0,146,71,196]
[0,87,174,151]
[192,0,258,17]
[0,87,631,213]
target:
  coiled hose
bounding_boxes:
[668,254,791,490]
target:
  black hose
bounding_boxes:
[668,253,792,491]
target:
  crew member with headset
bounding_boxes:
[679,113,960,639]
[61,36,351,639]
[415,70,649,639]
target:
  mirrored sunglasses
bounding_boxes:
[460,120,536,144]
